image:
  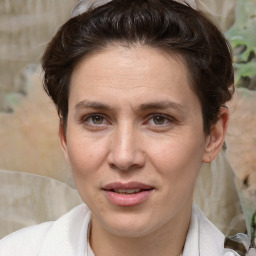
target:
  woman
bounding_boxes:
[0,0,239,255]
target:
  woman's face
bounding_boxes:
[60,45,216,237]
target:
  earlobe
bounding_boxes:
[59,120,71,165]
[202,107,229,163]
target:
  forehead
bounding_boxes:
[72,45,188,86]
[69,45,200,111]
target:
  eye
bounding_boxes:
[82,114,109,126]
[152,115,168,125]
[148,114,171,126]
[89,115,105,125]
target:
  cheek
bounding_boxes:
[149,139,204,214]
[66,136,109,208]
[146,135,205,184]
[66,134,108,179]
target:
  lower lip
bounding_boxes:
[104,190,153,206]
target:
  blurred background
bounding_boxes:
[0,0,255,244]
[0,0,76,183]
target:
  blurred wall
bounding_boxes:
[196,0,236,31]
[0,0,76,112]
[0,0,76,185]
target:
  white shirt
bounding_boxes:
[0,204,239,256]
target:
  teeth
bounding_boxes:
[113,188,141,194]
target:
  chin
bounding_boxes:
[94,209,164,238]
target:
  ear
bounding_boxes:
[59,120,71,165]
[202,107,229,163]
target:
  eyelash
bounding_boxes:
[146,114,175,126]
[80,113,176,128]
[80,114,110,126]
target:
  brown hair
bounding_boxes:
[42,0,234,134]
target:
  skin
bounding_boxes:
[59,45,228,256]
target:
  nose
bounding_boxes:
[107,124,146,171]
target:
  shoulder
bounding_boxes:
[0,222,53,256]
[185,204,239,256]
[195,205,240,256]
[0,204,89,256]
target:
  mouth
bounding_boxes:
[110,188,150,194]
[102,182,154,206]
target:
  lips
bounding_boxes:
[102,182,154,206]
[112,188,142,194]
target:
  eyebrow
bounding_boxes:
[138,101,184,112]
[75,100,184,112]
[75,100,113,110]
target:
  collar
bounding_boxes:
[38,204,237,256]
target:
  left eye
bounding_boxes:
[148,115,170,126]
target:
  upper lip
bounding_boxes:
[102,182,154,191]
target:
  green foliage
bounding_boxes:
[225,0,256,89]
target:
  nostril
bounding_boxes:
[109,163,117,170]
[108,161,144,172]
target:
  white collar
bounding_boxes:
[37,204,236,256]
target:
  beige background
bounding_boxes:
[0,0,76,185]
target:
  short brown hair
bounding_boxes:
[42,0,234,134]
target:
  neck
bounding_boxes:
[89,203,192,256]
